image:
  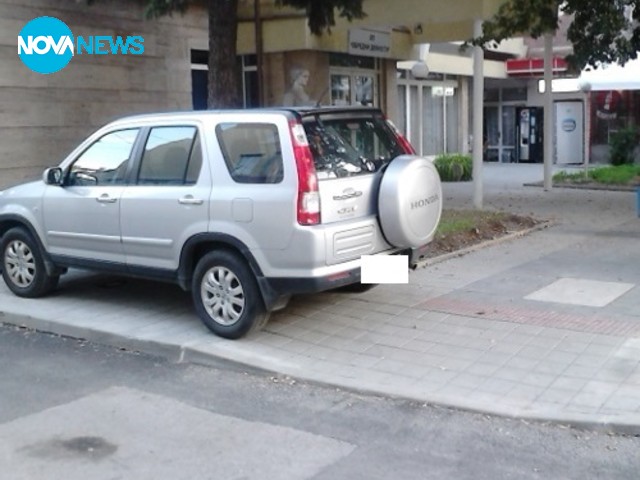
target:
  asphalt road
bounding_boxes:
[1,320,638,480]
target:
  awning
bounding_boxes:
[506,57,568,77]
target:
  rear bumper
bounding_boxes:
[257,246,427,310]
[268,267,361,295]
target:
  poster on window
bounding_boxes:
[355,76,374,106]
[331,74,351,106]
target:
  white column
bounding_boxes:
[472,19,484,209]
[460,77,470,155]
[543,32,554,190]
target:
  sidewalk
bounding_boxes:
[2,163,639,432]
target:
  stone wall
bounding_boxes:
[0,0,207,188]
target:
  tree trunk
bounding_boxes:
[207,0,241,108]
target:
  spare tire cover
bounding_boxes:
[378,155,442,248]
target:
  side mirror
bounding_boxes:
[43,167,63,186]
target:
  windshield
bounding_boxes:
[302,113,405,180]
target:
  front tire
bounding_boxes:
[192,250,269,339]
[1,227,59,298]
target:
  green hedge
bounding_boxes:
[609,127,637,166]
[434,154,472,182]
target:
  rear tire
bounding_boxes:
[192,250,269,339]
[1,227,59,298]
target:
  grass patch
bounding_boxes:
[427,209,540,258]
[553,165,640,186]
[436,210,504,236]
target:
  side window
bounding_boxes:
[67,129,139,186]
[216,123,283,184]
[137,126,201,185]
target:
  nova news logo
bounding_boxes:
[18,16,144,74]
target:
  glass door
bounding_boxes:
[484,106,500,162]
[501,105,517,163]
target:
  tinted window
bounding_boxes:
[137,127,201,185]
[216,123,283,184]
[68,129,139,186]
[303,114,404,180]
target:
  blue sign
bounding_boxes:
[18,16,145,75]
[18,16,74,74]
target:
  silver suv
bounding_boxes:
[0,107,442,339]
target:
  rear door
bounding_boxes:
[119,124,210,271]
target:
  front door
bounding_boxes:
[42,128,140,264]
[484,105,518,163]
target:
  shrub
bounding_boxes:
[434,154,472,182]
[609,127,637,166]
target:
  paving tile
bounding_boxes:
[463,362,503,377]
[602,396,640,411]
[535,388,574,405]
[572,354,609,368]
[525,278,634,307]
[521,372,557,388]
[555,340,594,355]
[549,376,589,392]
[450,373,487,390]
[504,356,540,370]
[436,384,475,399]
[477,377,519,396]
[562,364,600,379]
[492,367,536,383]
[436,357,474,373]
[483,342,524,356]
[568,392,610,409]
[500,332,537,346]
[477,350,514,368]
[402,338,437,354]
[506,384,543,402]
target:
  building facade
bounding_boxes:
[2,0,524,187]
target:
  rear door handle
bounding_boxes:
[96,194,117,204]
[178,196,204,205]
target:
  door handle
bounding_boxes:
[96,194,117,204]
[178,196,204,205]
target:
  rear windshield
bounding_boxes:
[302,113,405,180]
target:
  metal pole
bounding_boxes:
[543,32,553,190]
[472,19,484,209]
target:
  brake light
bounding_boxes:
[385,118,416,154]
[397,132,416,154]
[289,120,320,225]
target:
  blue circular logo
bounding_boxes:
[562,119,577,132]
[18,16,74,74]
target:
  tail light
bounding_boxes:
[385,118,416,154]
[289,120,320,225]
[397,132,416,154]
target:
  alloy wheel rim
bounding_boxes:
[4,240,36,288]
[201,266,245,326]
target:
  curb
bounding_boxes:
[3,309,638,436]
[523,182,637,192]
[415,220,554,268]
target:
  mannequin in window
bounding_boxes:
[282,67,314,106]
